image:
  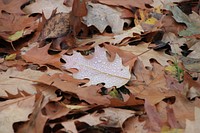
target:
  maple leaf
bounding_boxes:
[83,2,131,34]
[0,95,35,133]
[23,0,71,19]
[62,45,131,88]
[0,0,28,14]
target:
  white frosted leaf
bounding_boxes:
[62,46,131,88]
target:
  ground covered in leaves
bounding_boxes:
[0,0,200,133]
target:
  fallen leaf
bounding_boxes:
[62,107,136,132]
[123,116,148,133]
[83,2,130,34]
[0,0,28,14]
[98,0,153,10]
[0,68,43,97]
[120,42,171,67]
[0,12,38,41]
[22,43,65,68]
[77,25,143,46]
[62,45,131,88]
[167,5,200,37]
[0,95,35,133]
[38,13,71,41]
[23,0,71,19]
[127,60,174,105]
[180,56,200,72]
[184,107,200,133]
[37,73,111,105]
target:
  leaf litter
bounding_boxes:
[0,0,200,133]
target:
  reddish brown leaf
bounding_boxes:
[98,0,153,9]
[37,73,111,105]
[22,44,65,68]
[144,100,163,132]
[0,12,38,41]
[0,0,28,14]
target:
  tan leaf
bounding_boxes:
[62,107,136,132]
[77,25,143,46]
[0,68,43,97]
[120,42,171,67]
[184,107,200,133]
[123,117,148,133]
[0,95,35,133]
[62,45,131,88]
[23,0,71,19]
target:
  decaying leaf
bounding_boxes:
[38,13,71,41]
[62,45,131,88]
[83,2,130,34]
[167,5,200,37]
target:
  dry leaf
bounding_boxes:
[123,117,148,133]
[0,12,38,41]
[83,2,130,34]
[62,107,136,132]
[37,73,111,105]
[184,107,200,133]
[120,42,171,67]
[62,45,131,88]
[0,0,28,14]
[38,13,71,41]
[22,43,65,68]
[23,0,71,19]
[98,0,153,10]
[0,95,35,133]
[0,68,43,97]
[77,25,143,46]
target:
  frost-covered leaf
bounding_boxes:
[62,45,131,88]
[83,2,130,34]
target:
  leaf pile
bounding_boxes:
[0,0,200,133]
